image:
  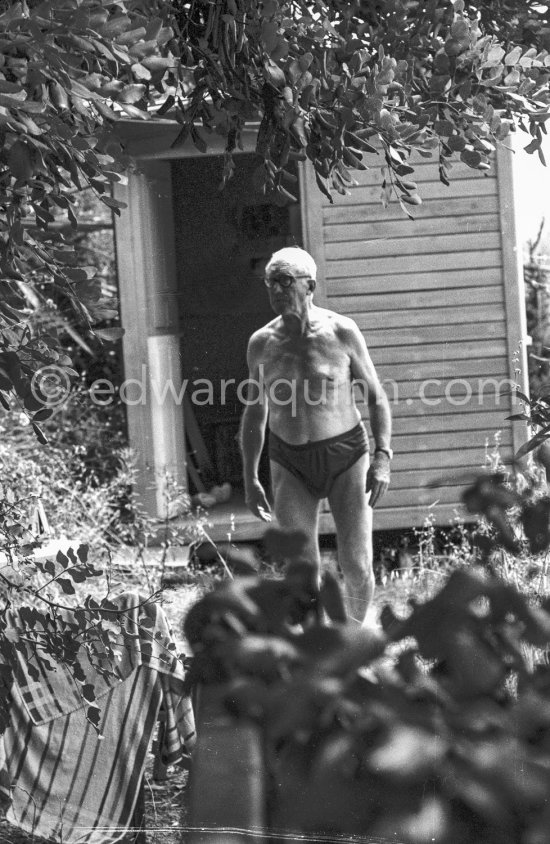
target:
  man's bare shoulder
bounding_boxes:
[248,317,281,345]
[314,307,362,341]
[247,319,281,359]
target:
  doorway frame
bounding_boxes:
[113,119,324,521]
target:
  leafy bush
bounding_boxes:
[0,484,128,733]
[0,359,199,554]
[524,221,550,398]
[0,395,137,550]
[0,467,188,738]
[183,531,550,844]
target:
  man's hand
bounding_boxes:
[245,478,272,522]
[366,452,391,508]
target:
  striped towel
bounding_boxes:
[0,592,195,844]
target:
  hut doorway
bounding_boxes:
[171,154,303,499]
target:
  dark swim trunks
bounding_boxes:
[268,422,369,499]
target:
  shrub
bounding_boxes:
[0,395,135,550]
[183,535,550,844]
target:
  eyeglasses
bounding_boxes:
[264,273,311,289]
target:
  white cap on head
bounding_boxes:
[265,246,317,280]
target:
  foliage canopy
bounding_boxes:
[0,0,550,407]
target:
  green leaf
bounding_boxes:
[100,14,133,38]
[118,102,150,120]
[264,60,286,89]
[56,576,76,595]
[77,544,89,563]
[93,98,118,123]
[70,80,99,100]
[24,392,45,413]
[447,134,466,152]
[86,704,101,729]
[31,422,48,445]
[190,126,207,154]
[56,550,69,567]
[401,193,422,205]
[94,327,125,342]
[261,20,279,54]
[524,137,541,154]
[99,196,127,211]
[140,56,175,74]
[8,141,33,181]
[505,46,522,66]
[434,120,454,136]
[487,45,506,63]
[461,148,483,168]
[503,387,530,403]
[516,430,550,459]
[0,92,25,110]
[117,84,147,105]
[81,683,96,702]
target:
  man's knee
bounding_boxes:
[340,550,373,584]
[336,521,372,564]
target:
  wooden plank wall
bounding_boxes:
[316,153,522,530]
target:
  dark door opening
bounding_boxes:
[172,154,302,498]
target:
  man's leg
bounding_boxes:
[327,453,374,625]
[270,461,321,571]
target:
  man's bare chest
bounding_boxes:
[261,335,351,390]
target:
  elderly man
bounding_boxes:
[239,246,392,624]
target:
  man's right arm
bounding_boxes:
[239,333,271,521]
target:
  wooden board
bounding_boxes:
[369,504,469,530]
[391,427,512,454]
[383,391,514,418]
[353,304,506,329]
[371,339,507,365]
[378,445,514,473]
[364,320,506,347]
[324,213,500,242]
[372,375,514,406]
[328,175,498,206]
[397,166,494,183]
[323,195,499,225]
[388,409,514,436]
[380,484,477,509]
[326,251,502,280]
[389,466,493,490]
[347,172,497,195]
[350,157,494,183]
[338,268,502,294]
[329,285,503,312]
[378,356,509,381]
[319,504,472,532]
[325,232,501,261]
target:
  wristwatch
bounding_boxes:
[375,446,393,460]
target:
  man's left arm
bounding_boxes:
[345,321,392,508]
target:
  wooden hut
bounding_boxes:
[112,120,527,540]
